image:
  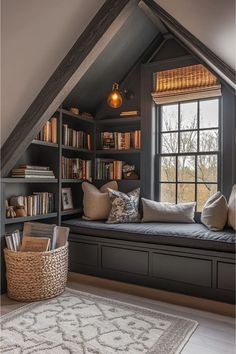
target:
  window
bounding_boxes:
[158,98,220,211]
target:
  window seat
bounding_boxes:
[63,218,235,304]
[63,218,235,253]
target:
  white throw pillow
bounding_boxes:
[201,191,228,231]
[82,181,118,220]
[228,185,236,231]
[141,198,196,223]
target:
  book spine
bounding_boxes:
[51,117,57,143]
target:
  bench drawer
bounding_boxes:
[217,262,235,291]
[152,253,212,287]
[102,246,148,275]
[69,242,98,267]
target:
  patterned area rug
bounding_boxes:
[0,288,197,353]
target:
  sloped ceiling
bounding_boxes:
[154,0,235,70]
[64,7,158,114]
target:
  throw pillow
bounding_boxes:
[228,185,236,231]
[141,198,196,223]
[106,188,140,223]
[82,181,118,220]
[201,191,228,231]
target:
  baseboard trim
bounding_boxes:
[68,272,235,318]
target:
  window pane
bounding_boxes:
[180,131,197,152]
[160,183,176,203]
[161,133,178,153]
[199,129,218,152]
[177,183,195,203]
[197,184,217,211]
[180,101,197,130]
[197,155,217,183]
[161,104,178,131]
[160,156,176,182]
[200,99,219,128]
[178,156,195,182]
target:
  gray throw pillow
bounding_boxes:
[82,181,118,220]
[106,188,140,224]
[142,198,196,223]
[201,191,228,231]
[228,185,236,231]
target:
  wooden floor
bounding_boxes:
[1,273,235,354]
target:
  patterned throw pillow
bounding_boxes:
[106,188,140,224]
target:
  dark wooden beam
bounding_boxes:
[1,0,138,177]
[141,0,236,89]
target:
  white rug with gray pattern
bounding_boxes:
[0,288,197,354]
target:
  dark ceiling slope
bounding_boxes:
[64,7,159,114]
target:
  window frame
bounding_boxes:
[155,97,222,212]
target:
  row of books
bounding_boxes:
[35,117,57,143]
[100,130,141,150]
[5,223,69,252]
[62,124,91,149]
[9,193,54,216]
[11,165,55,179]
[96,159,125,180]
[61,156,92,180]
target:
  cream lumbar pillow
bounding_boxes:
[82,181,118,220]
[228,185,236,231]
[201,191,228,231]
[141,198,196,223]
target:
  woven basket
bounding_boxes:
[4,243,68,302]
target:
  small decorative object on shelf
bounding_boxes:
[123,164,139,180]
[6,200,17,218]
[69,107,80,115]
[11,165,55,179]
[120,110,140,117]
[61,157,92,180]
[35,117,57,143]
[6,192,54,218]
[62,124,91,149]
[81,112,94,119]
[101,130,141,150]
[61,187,74,211]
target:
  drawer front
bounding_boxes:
[217,262,235,291]
[152,253,212,287]
[102,246,148,275]
[69,242,98,267]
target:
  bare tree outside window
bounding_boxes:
[158,98,219,211]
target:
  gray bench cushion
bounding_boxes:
[63,219,236,253]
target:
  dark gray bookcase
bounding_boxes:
[1,109,141,237]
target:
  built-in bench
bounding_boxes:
[63,218,236,304]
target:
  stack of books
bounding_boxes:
[9,193,54,216]
[61,156,92,180]
[96,159,124,180]
[100,130,141,150]
[11,165,55,179]
[35,117,57,143]
[5,223,69,252]
[62,124,91,149]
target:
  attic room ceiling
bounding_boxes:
[64,7,159,114]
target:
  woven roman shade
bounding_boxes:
[152,64,221,104]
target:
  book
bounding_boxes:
[21,236,50,252]
[51,117,57,143]
[23,222,56,250]
[120,110,139,116]
[54,226,69,248]
[16,165,50,171]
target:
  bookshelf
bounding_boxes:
[1,109,141,237]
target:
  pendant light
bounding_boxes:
[107,83,123,108]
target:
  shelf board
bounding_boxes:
[95,149,140,154]
[61,208,82,216]
[31,140,58,148]
[1,178,58,184]
[96,116,141,125]
[61,179,83,183]
[5,212,58,224]
[62,145,93,153]
[95,179,140,182]
[59,108,95,124]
